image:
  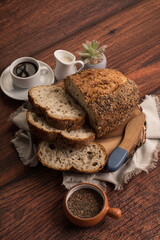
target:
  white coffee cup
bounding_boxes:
[10,57,48,88]
[54,50,84,81]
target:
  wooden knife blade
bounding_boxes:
[107,113,146,172]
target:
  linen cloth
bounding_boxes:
[10,95,160,190]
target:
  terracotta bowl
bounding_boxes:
[63,183,121,227]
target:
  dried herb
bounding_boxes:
[67,188,104,218]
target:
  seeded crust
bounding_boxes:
[27,110,95,146]
[64,68,140,137]
[28,85,86,130]
[37,141,108,173]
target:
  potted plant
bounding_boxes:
[77,40,107,70]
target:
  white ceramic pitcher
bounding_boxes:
[54,50,84,81]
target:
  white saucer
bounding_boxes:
[0,61,55,101]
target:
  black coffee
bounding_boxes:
[13,62,38,78]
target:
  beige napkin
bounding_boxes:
[10,103,38,167]
[10,95,160,190]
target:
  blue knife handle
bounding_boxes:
[107,147,128,172]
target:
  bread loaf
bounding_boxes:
[28,85,86,130]
[37,141,107,173]
[64,68,139,137]
[27,110,95,146]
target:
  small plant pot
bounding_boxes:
[80,53,107,70]
[63,183,121,227]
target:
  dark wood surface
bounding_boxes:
[0,0,160,239]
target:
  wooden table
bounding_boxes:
[0,0,160,239]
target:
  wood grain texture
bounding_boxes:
[33,0,160,98]
[0,0,141,72]
[0,0,160,239]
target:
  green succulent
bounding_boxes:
[77,40,107,64]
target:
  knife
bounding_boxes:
[107,113,145,172]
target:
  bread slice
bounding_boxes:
[28,85,86,130]
[64,69,139,137]
[27,110,95,145]
[37,141,107,173]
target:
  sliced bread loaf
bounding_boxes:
[64,69,139,137]
[27,110,95,145]
[37,141,107,173]
[28,85,86,130]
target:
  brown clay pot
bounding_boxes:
[63,183,121,227]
